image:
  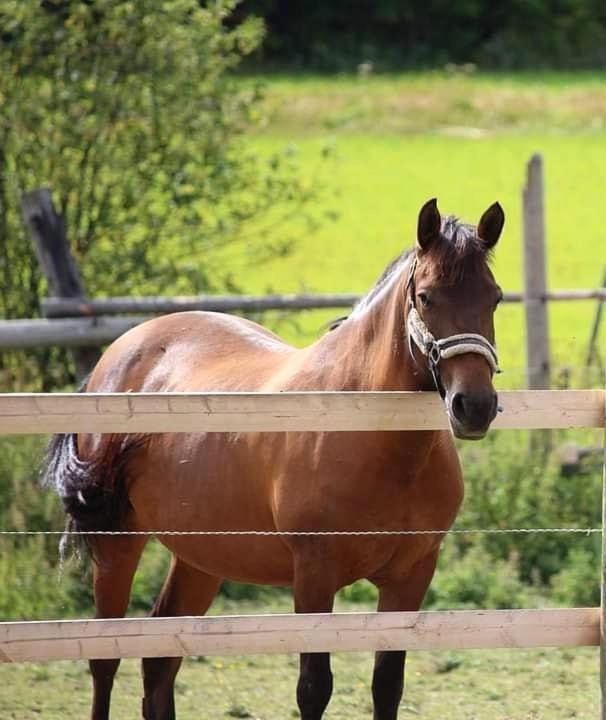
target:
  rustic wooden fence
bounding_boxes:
[0,388,605,714]
[5,154,605,388]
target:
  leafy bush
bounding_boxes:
[129,541,173,612]
[220,581,290,603]
[426,543,530,610]
[338,579,377,604]
[0,0,326,390]
[238,0,606,70]
[456,429,602,585]
[550,544,601,607]
[0,537,77,620]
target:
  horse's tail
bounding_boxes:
[42,424,145,557]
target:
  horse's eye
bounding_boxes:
[417,292,430,308]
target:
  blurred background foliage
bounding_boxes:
[236,0,606,71]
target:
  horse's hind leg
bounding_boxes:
[89,534,148,720]
[141,557,221,720]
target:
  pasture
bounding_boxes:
[0,647,600,720]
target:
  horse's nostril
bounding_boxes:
[451,392,467,422]
[450,391,498,426]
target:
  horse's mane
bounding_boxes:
[430,215,491,283]
[329,215,489,330]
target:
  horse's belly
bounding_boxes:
[159,535,294,586]
[128,433,294,585]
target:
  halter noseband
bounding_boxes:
[405,256,500,399]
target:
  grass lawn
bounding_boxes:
[0,647,599,719]
[225,72,606,387]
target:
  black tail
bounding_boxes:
[42,431,144,556]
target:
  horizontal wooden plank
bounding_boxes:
[0,390,602,435]
[41,293,362,318]
[544,289,606,301]
[0,608,598,663]
[492,389,604,430]
[37,289,606,319]
[3,292,603,350]
[0,317,150,349]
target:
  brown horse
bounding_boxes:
[44,198,505,720]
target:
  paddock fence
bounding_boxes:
[0,388,605,713]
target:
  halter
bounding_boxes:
[405,256,500,399]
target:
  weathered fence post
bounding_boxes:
[523,154,551,391]
[602,380,606,720]
[586,267,606,381]
[20,188,100,379]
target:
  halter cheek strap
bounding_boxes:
[405,256,501,399]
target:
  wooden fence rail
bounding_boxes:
[39,288,606,318]
[0,389,603,434]
[1,289,604,350]
[1,286,604,350]
[0,608,599,664]
[0,316,149,349]
[41,293,362,317]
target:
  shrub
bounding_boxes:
[0,536,77,620]
[456,429,602,585]
[0,0,326,390]
[550,544,601,607]
[238,1,606,70]
[426,543,530,610]
[338,579,378,605]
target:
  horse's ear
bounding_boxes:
[477,202,505,250]
[417,198,441,252]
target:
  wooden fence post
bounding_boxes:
[523,154,550,390]
[601,379,606,720]
[20,188,100,379]
[586,267,606,380]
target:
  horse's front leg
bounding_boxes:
[371,550,440,720]
[292,545,336,720]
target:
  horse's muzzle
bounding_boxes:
[447,390,498,440]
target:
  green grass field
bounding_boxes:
[0,647,600,719]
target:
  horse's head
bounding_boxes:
[407,198,505,440]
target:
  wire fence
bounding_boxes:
[0,527,601,537]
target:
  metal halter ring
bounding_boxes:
[427,342,442,366]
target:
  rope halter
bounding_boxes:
[405,256,500,399]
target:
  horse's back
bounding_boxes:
[88,311,296,393]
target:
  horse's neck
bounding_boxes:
[306,268,420,391]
